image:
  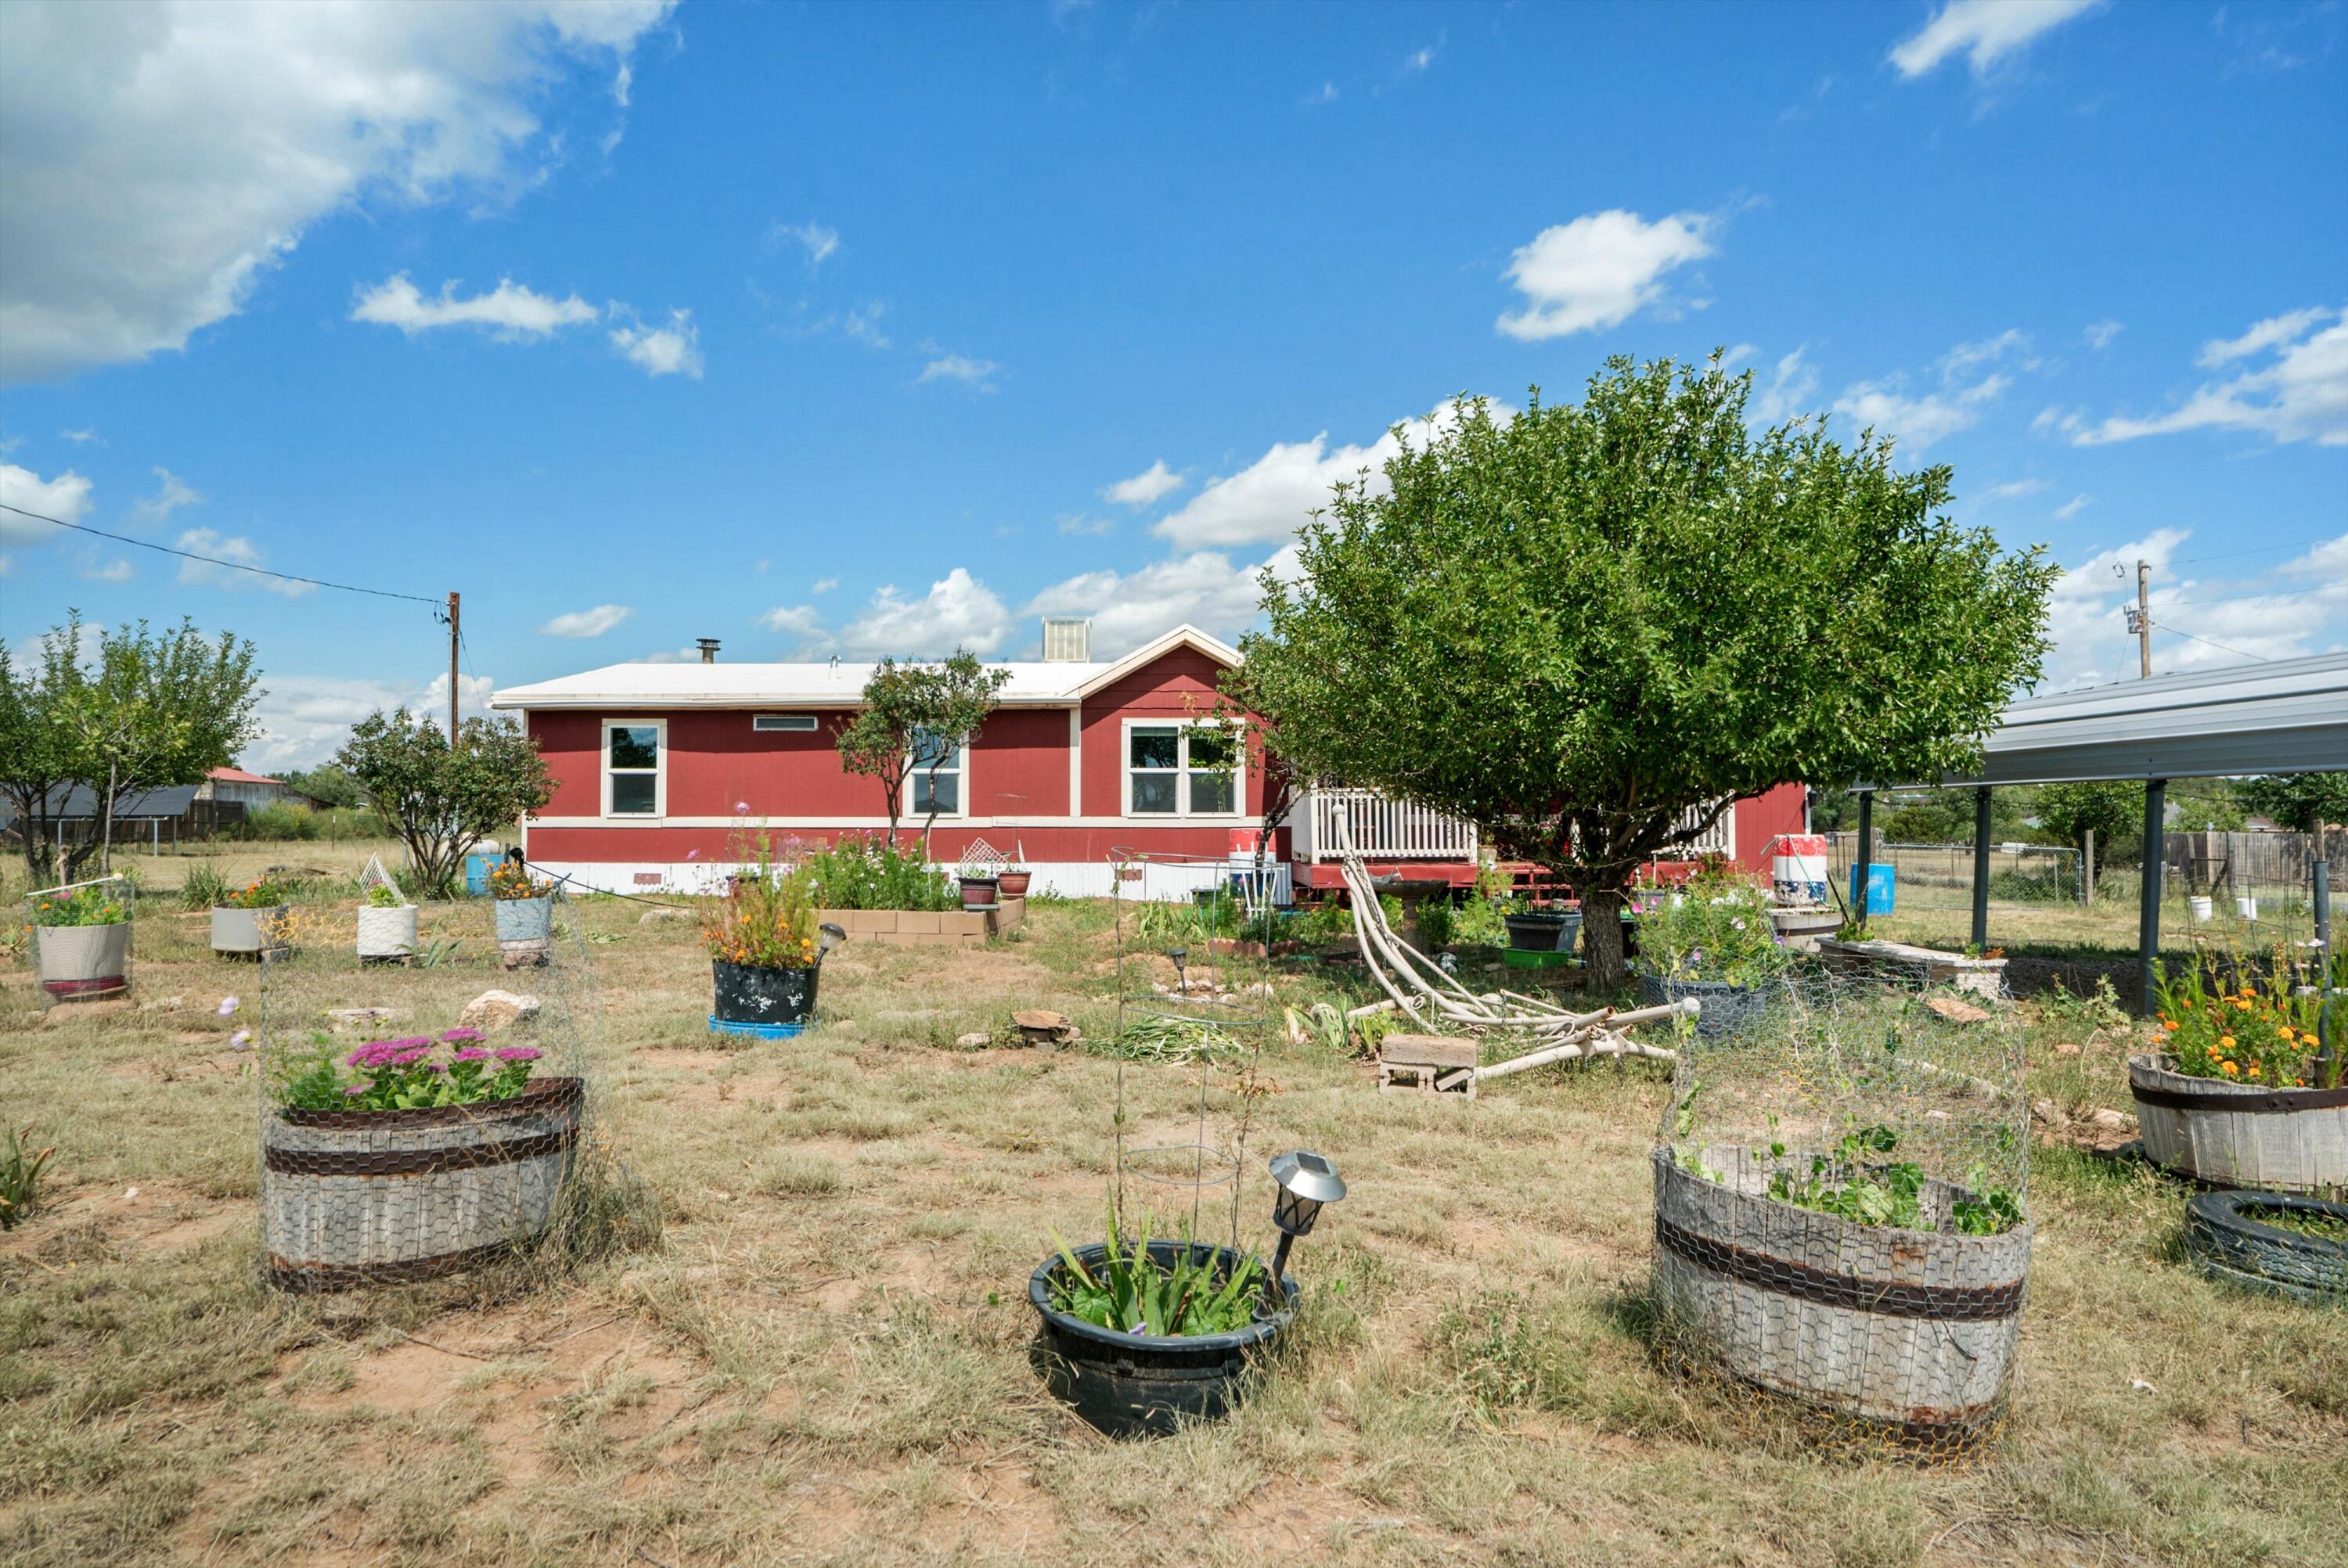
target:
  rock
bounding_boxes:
[2030,1098,2062,1125]
[142,994,187,1012]
[458,989,541,1031]
[639,908,692,925]
[2090,1107,2134,1131]
[1926,995,1992,1024]
[955,1031,992,1048]
[325,1006,411,1030]
[42,999,130,1027]
[2054,1041,2083,1057]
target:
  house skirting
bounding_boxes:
[520,859,1267,902]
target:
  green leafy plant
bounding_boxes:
[363,882,405,909]
[705,834,819,969]
[30,883,128,926]
[219,876,287,908]
[2155,946,2343,1091]
[1763,1125,2022,1235]
[831,649,1010,847]
[800,833,956,912]
[337,708,553,900]
[1413,897,1456,951]
[0,1127,56,1230]
[1635,870,1790,987]
[1104,1013,1247,1066]
[416,937,465,969]
[1046,1205,1268,1337]
[276,1028,542,1113]
[179,863,229,911]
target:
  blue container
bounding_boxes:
[1849,862,1896,915]
[464,851,502,896]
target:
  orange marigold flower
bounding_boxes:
[2220,1061,2240,1075]
[2218,1035,2235,1048]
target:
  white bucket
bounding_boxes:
[2236,896,2257,920]
[2188,896,2213,922]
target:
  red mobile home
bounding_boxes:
[489,624,1806,897]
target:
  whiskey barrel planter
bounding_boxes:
[2128,1053,2348,1195]
[262,1076,584,1291]
[1028,1241,1298,1439]
[1650,1148,2031,1444]
[211,904,287,958]
[37,922,131,1001]
[1639,974,1772,1043]
[355,904,419,962]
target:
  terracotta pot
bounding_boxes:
[958,876,999,910]
[996,870,1032,898]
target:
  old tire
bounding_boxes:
[2184,1191,2348,1302]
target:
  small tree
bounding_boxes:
[0,628,81,883]
[2239,773,2348,836]
[337,709,553,897]
[2035,781,2143,879]
[832,650,1011,847]
[1229,355,2058,989]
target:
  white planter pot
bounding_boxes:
[2236,896,2258,920]
[2188,896,2213,922]
[356,904,420,959]
[38,922,131,999]
[212,904,288,955]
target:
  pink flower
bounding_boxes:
[218,996,239,1017]
[439,1028,484,1044]
[734,801,750,815]
[452,1045,491,1063]
[230,1030,251,1050]
[342,1084,367,1097]
[686,849,700,861]
[492,1046,542,1063]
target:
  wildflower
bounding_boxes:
[218,996,239,1016]
[231,1030,251,1050]
[451,1045,491,1063]
[2221,1061,2240,1075]
[439,1027,484,1044]
[493,1045,542,1063]
[343,1084,368,1097]
[735,801,750,815]
[2219,1035,2236,1049]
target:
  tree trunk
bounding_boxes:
[1579,879,1629,992]
[98,758,118,874]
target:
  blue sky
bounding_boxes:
[2,0,2343,768]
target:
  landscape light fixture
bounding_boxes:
[816,922,848,962]
[1168,946,1189,992]
[1266,1149,1347,1291]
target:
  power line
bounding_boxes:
[2156,624,2270,663]
[0,500,443,606]
[2167,534,2339,567]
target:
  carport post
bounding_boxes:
[2316,860,2332,1064]
[1972,787,1993,951]
[1853,789,1875,929]
[2137,779,2167,1015]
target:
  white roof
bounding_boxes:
[488,624,1242,712]
[1937,649,2348,786]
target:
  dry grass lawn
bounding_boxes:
[3,844,2343,1567]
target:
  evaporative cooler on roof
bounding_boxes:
[1042,617,1092,663]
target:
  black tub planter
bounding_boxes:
[711,960,817,1029]
[1639,973,1772,1042]
[1504,910,1581,954]
[1029,1241,1299,1438]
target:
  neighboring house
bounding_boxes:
[200,768,319,809]
[488,621,1808,897]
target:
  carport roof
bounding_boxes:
[1932,649,2348,787]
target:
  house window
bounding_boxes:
[1126,722,1241,817]
[752,714,816,732]
[909,728,963,817]
[603,721,664,817]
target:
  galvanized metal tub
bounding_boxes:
[37,922,131,999]
[261,1076,583,1290]
[211,904,287,955]
[2129,1052,2348,1195]
[355,904,419,960]
[1650,1146,2031,1440]
[493,895,553,966]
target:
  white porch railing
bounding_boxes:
[1298,788,1478,862]
[1673,799,1735,859]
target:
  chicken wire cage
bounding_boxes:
[23,873,139,1009]
[1109,849,1281,1249]
[252,890,641,1294]
[1648,969,2033,1459]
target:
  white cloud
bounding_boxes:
[351,275,598,339]
[1057,514,1115,537]
[1021,550,1283,659]
[758,604,825,640]
[1103,459,1186,509]
[0,460,93,545]
[1303,81,1338,106]
[835,569,1011,657]
[538,603,632,638]
[1981,478,2047,502]
[59,427,99,444]
[765,221,839,269]
[81,558,133,583]
[173,526,312,595]
[811,577,838,595]
[131,466,201,523]
[1153,399,1507,550]
[1889,0,2102,79]
[2054,493,2091,520]
[2039,527,2348,687]
[245,669,496,771]
[918,354,999,390]
[609,307,703,378]
[1939,328,2035,379]
[1496,209,1714,340]
[0,1,673,383]
[2075,306,2348,448]
[1748,347,1820,425]
[2083,319,2123,351]
[1833,329,2030,452]
[1403,34,1442,73]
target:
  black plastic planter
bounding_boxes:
[1638,973,1774,1042]
[711,960,817,1027]
[1504,911,1580,954]
[1028,1241,1299,1438]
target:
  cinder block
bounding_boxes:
[943,911,987,937]
[899,911,942,935]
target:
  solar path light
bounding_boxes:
[816,922,848,963]
[1266,1149,1347,1292]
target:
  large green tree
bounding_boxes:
[2034,781,2144,879]
[2239,773,2348,836]
[832,650,1010,847]
[1228,355,2058,988]
[337,709,553,897]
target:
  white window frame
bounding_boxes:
[1121,718,1243,819]
[602,717,667,819]
[909,727,967,821]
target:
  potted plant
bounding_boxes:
[705,836,844,1034]
[212,877,290,958]
[2131,950,2346,1194]
[263,1027,579,1289]
[487,861,555,965]
[355,881,419,963]
[996,867,1032,899]
[1634,871,1791,1041]
[31,880,132,1002]
[1501,897,1580,955]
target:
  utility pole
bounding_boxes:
[2134,559,2152,678]
[446,591,461,743]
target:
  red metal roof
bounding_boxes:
[207,767,279,784]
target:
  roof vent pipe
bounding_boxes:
[697,638,721,664]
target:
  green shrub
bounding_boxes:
[800,833,955,911]
[1413,897,1454,950]
[179,863,229,911]
[1633,869,1790,986]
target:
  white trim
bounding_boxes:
[1118,717,1243,821]
[527,858,1258,900]
[1068,708,1082,816]
[909,728,967,821]
[1068,624,1244,701]
[601,717,667,820]
[525,814,1259,831]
